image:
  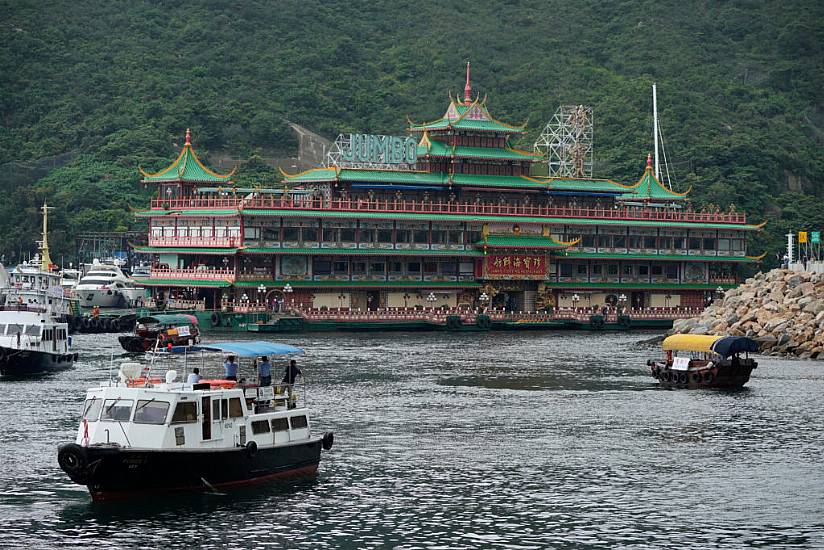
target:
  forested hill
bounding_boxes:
[2,0,822,263]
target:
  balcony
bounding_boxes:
[149,196,749,225]
[150,267,236,282]
[148,236,241,248]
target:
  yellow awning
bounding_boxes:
[662,334,722,353]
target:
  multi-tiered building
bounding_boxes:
[135,71,764,314]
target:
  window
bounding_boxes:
[101,399,134,422]
[303,227,318,242]
[313,259,332,275]
[639,265,650,276]
[591,264,603,275]
[644,236,657,249]
[423,262,438,275]
[607,264,619,276]
[83,398,103,422]
[283,227,300,241]
[252,420,270,434]
[413,229,429,243]
[389,262,403,274]
[431,230,446,244]
[134,400,171,425]
[577,264,588,275]
[703,238,716,250]
[359,228,375,243]
[352,261,366,275]
[651,265,663,276]
[340,228,356,242]
[229,398,244,418]
[377,229,393,243]
[598,235,611,248]
[271,417,289,432]
[665,264,679,279]
[689,237,702,249]
[0,324,6,335]
[171,401,198,423]
[560,263,573,277]
[614,235,626,248]
[25,325,40,336]
[289,415,308,429]
[629,236,642,249]
[333,261,349,274]
[407,262,421,274]
[623,265,634,276]
[441,262,458,275]
[718,238,730,252]
[369,262,385,275]
[214,400,223,420]
[322,227,337,242]
[396,229,411,243]
[582,235,595,247]
[448,230,463,244]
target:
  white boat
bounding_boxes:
[60,268,82,292]
[5,257,78,319]
[57,341,333,501]
[0,305,78,376]
[75,260,145,308]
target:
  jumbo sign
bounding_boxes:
[337,133,418,166]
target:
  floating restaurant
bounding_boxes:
[134,69,764,320]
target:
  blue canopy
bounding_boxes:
[711,336,759,358]
[170,341,304,357]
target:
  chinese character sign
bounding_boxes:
[812,231,820,244]
[799,231,808,243]
[485,254,547,278]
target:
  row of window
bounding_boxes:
[82,397,243,425]
[308,259,475,277]
[574,234,745,252]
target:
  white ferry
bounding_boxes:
[58,341,333,501]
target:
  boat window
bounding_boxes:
[271,417,289,432]
[133,400,171,425]
[251,420,270,434]
[228,397,244,418]
[101,399,134,422]
[171,401,198,423]
[83,398,103,421]
[214,400,223,420]
[25,325,41,336]
[0,324,5,335]
[289,415,308,429]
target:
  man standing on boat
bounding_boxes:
[282,359,302,406]
[223,355,239,381]
[257,356,272,386]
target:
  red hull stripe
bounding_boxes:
[89,463,319,502]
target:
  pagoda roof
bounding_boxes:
[140,129,235,184]
[478,234,576,250]
[545,177,634,195]
[418,137,539,162]
[280,167,546,190]
[408,96,526,134]
[620,156,690,202]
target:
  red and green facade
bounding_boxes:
[135,79,763,312]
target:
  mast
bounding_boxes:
[653,83,660,180]
[39,202,54,272]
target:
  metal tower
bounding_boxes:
[534,105,593,178]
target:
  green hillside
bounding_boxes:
[2,0,822,263]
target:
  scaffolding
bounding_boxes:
[534,105,593,178]
[75,231,147,270]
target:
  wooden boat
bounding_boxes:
[647,334,759,389]
[57,341,333,501]
[118,314,200,352]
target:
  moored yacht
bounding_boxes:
[75,260,145,308]
[0,306,77,376]
[58,341,333,501]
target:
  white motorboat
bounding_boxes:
[75,260,145,308]
[60,268,82,292]
[4,258,79,319]
[57,341,333,501]
[0,305,78,376]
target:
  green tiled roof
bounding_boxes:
[449,173,547,189]
[136,209,238,218]
[134,247,238,255]
[420,140,539,161]
[546,178,632,194]
[134,278,233,288]
[339,170,447,185]
[479,235,568,249]
[621,166,689,201]
[234,280,480,289]
[559,252,761,263]
[243,247,483,257]
[408,99,525,134]
[233,208,762,231]
[280,168,338,183]
[140,131,234,184]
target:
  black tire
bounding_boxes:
[589,315,605,330]
[57,443,89,483]
[81,317,92,332]
[678,373,688,384]
[660,371,670,382]
[446,316,462,330]
[210,312,222,328]
[618,315,632,329]
[322,432,335,451]
[690,373,702,384]
[476,315,491,330]
[245,440,258,458]
[703,372,714,384]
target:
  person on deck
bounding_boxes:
[187,368,202,384]
[282,359,302,386]
[258,356,272,386]
[223,355,239,381]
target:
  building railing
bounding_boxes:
[150,267,236,282]
[148,236,240,248]
[150,196,749,225]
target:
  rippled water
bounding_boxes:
[1,331,823,548]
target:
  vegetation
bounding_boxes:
[1,0,822,264]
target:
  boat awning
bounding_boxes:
[170,341,304,357]
[137,314,198,326]
[662,334,759,357]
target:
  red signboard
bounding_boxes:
[484,254,547,279]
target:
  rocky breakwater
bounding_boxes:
[672,269,824,359]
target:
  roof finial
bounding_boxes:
[464,62,472,105]
[646,153,652,169]
[185,128,191,146]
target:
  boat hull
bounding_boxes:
[649,361,756,389]
[0,347,77,376]
[58,438,324,501]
